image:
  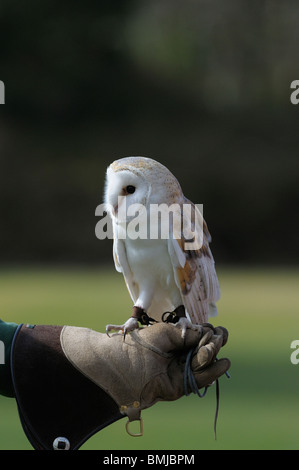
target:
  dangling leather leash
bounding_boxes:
[132,308,230,439]
[183,329,230,440]
[183,346,220,439]
[130,319,229,440]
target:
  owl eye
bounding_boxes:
[125,185,136,194]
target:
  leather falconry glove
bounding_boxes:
[10,321,230,449]
[61,322,230,437]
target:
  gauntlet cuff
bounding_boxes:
[11,324,123,450]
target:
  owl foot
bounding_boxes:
[175,317,202,339]
[106,317,139,340]
[162,306,201,338]
[106,307,157,340]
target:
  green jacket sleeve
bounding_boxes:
[0,319,19,397]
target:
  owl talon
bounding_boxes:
[106,317,139,339]
[105,324,117,337]
[175,317,202,339]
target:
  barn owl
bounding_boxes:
[104,156,220,337]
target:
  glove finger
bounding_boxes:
[214,326,229,346]
[136,322,204,353]
[197,324,228,347]
[194,358,231,390]
[192,335,223,370]
[198,329,214,348]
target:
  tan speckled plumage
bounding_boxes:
[111,156,182,204]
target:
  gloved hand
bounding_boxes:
[61,322,230,436]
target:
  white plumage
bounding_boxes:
[104,156,220,336]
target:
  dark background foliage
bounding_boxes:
[0,0,298,265]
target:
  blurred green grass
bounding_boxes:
[0,266,298,450]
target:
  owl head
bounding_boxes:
[104,156,182,222]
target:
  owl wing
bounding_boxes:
[112,224,139,304]
[167,199,220,325]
